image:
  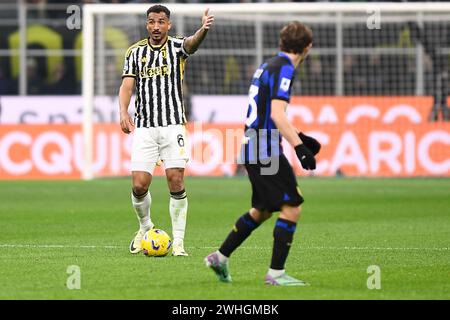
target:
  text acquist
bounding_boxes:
[172,304,279,317]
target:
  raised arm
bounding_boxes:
[183,8,214,55]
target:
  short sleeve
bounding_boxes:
[171,36,190,60]
[122,47,137,78]
[180,37,191,59]
[271,64,294,102]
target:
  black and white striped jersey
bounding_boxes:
[122,36,190,127]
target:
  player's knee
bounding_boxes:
[132,172,151,196]
[280,205,301,221]
[290,206,301,218]
[166,170,185,192]
[132,184,148,197]
[250,208,272,223]
[132,179,150,196]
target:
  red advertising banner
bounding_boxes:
[0,96,449,179]
[0,121,449,179]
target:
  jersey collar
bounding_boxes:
[147,37,168,51]
[278,52,294,67]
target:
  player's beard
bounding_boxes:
[150,32,166,45]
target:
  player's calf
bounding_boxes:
[169,188,189,256]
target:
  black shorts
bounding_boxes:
[244,154,304,213]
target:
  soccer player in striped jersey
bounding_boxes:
[119,5,214,256]
[205,22,321,285]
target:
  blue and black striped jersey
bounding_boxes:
[242,52,295,163]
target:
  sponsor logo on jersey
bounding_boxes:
[140,65,170,78]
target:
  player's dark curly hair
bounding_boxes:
[147,5,170,19]
[279,21,313,54]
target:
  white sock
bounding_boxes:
[131,191,154,232]
[216,250,228,264]
[268,268,285,278]
[169,192,188,246]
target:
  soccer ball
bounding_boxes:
[141,229,172,257]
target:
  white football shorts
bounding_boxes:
[131,124,189,174]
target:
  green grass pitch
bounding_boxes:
[0,177,449,299]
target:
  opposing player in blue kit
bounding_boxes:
[205,21,321,286]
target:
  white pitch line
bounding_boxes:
[307,246,450,251]
[0,244,122,249]
[0,244,448,251]
[201,246,450,251]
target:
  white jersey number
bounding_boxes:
[245,85,259,127]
